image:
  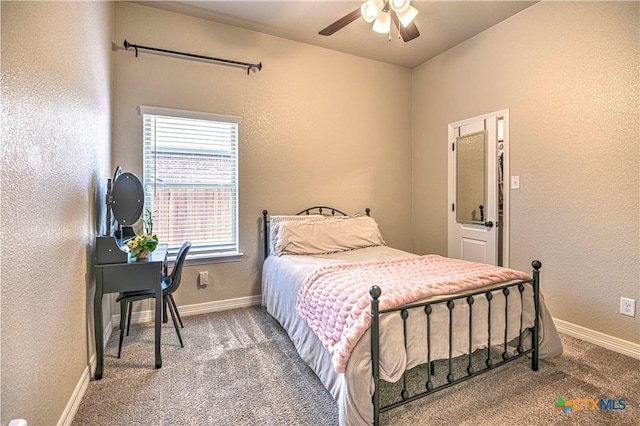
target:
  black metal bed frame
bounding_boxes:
[261,207,540,426]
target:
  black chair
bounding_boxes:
[117,241,191,358]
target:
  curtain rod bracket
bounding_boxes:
[248,62,263,75]
[123,39,138,57]
[123,39,261,74]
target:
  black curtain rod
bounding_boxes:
[123,39,262,75]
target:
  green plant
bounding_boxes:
[143,208,154,235]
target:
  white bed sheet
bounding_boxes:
[261,246,563,426]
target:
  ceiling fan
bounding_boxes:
[319,0,420,42]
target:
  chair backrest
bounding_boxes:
[165,241,191,295]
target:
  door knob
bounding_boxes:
[484,221,494,228]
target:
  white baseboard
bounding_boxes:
[59,320,109,426]
[115,294,262,325]
[554,318,640,360]
[180,294,263,316]
[58,359,91,426]
[103,317,114,350]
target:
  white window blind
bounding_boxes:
[139,105,240,257]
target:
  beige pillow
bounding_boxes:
[274,216,385,256]
[268,215,325,254]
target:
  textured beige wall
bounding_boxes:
[0,1,637,423]
[412,1,639,343]
[112,2,413,308]
[1,1,113,424]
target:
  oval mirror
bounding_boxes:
[111,172,144,226]
[108,166,123,233]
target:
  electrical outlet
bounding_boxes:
[511,176,520,189]
[199,271,209,287]
[620,297,636,317]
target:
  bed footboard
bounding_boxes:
[369,260,542,426]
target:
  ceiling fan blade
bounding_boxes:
[390,10,420,42]
[319,8,361,36]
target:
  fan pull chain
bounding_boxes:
[388,21,402,41]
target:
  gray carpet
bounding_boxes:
[73,306,639,425]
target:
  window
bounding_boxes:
[139,105,240,259]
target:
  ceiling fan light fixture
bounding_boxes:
[372,10,391,34]
[398,5,419,27]
[361,0,382,23]
[320,1,419,42]
[389,0,411,13]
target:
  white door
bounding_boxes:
[448,110,509,266]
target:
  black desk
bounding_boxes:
[94,243,168,380]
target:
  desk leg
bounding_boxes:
[94,273,104,380]
[155,273,163,369]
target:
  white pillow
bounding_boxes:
[273,216,385,256]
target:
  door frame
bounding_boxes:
[447,109,510,267]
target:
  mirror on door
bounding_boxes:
[456,130,487,224]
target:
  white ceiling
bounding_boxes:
[132,1,537,69]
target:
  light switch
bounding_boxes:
[511,176,520,189]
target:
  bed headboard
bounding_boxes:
[261,206,371,259]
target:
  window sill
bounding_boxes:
[168,252,244,266]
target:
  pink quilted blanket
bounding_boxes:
[296,255,532,373]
